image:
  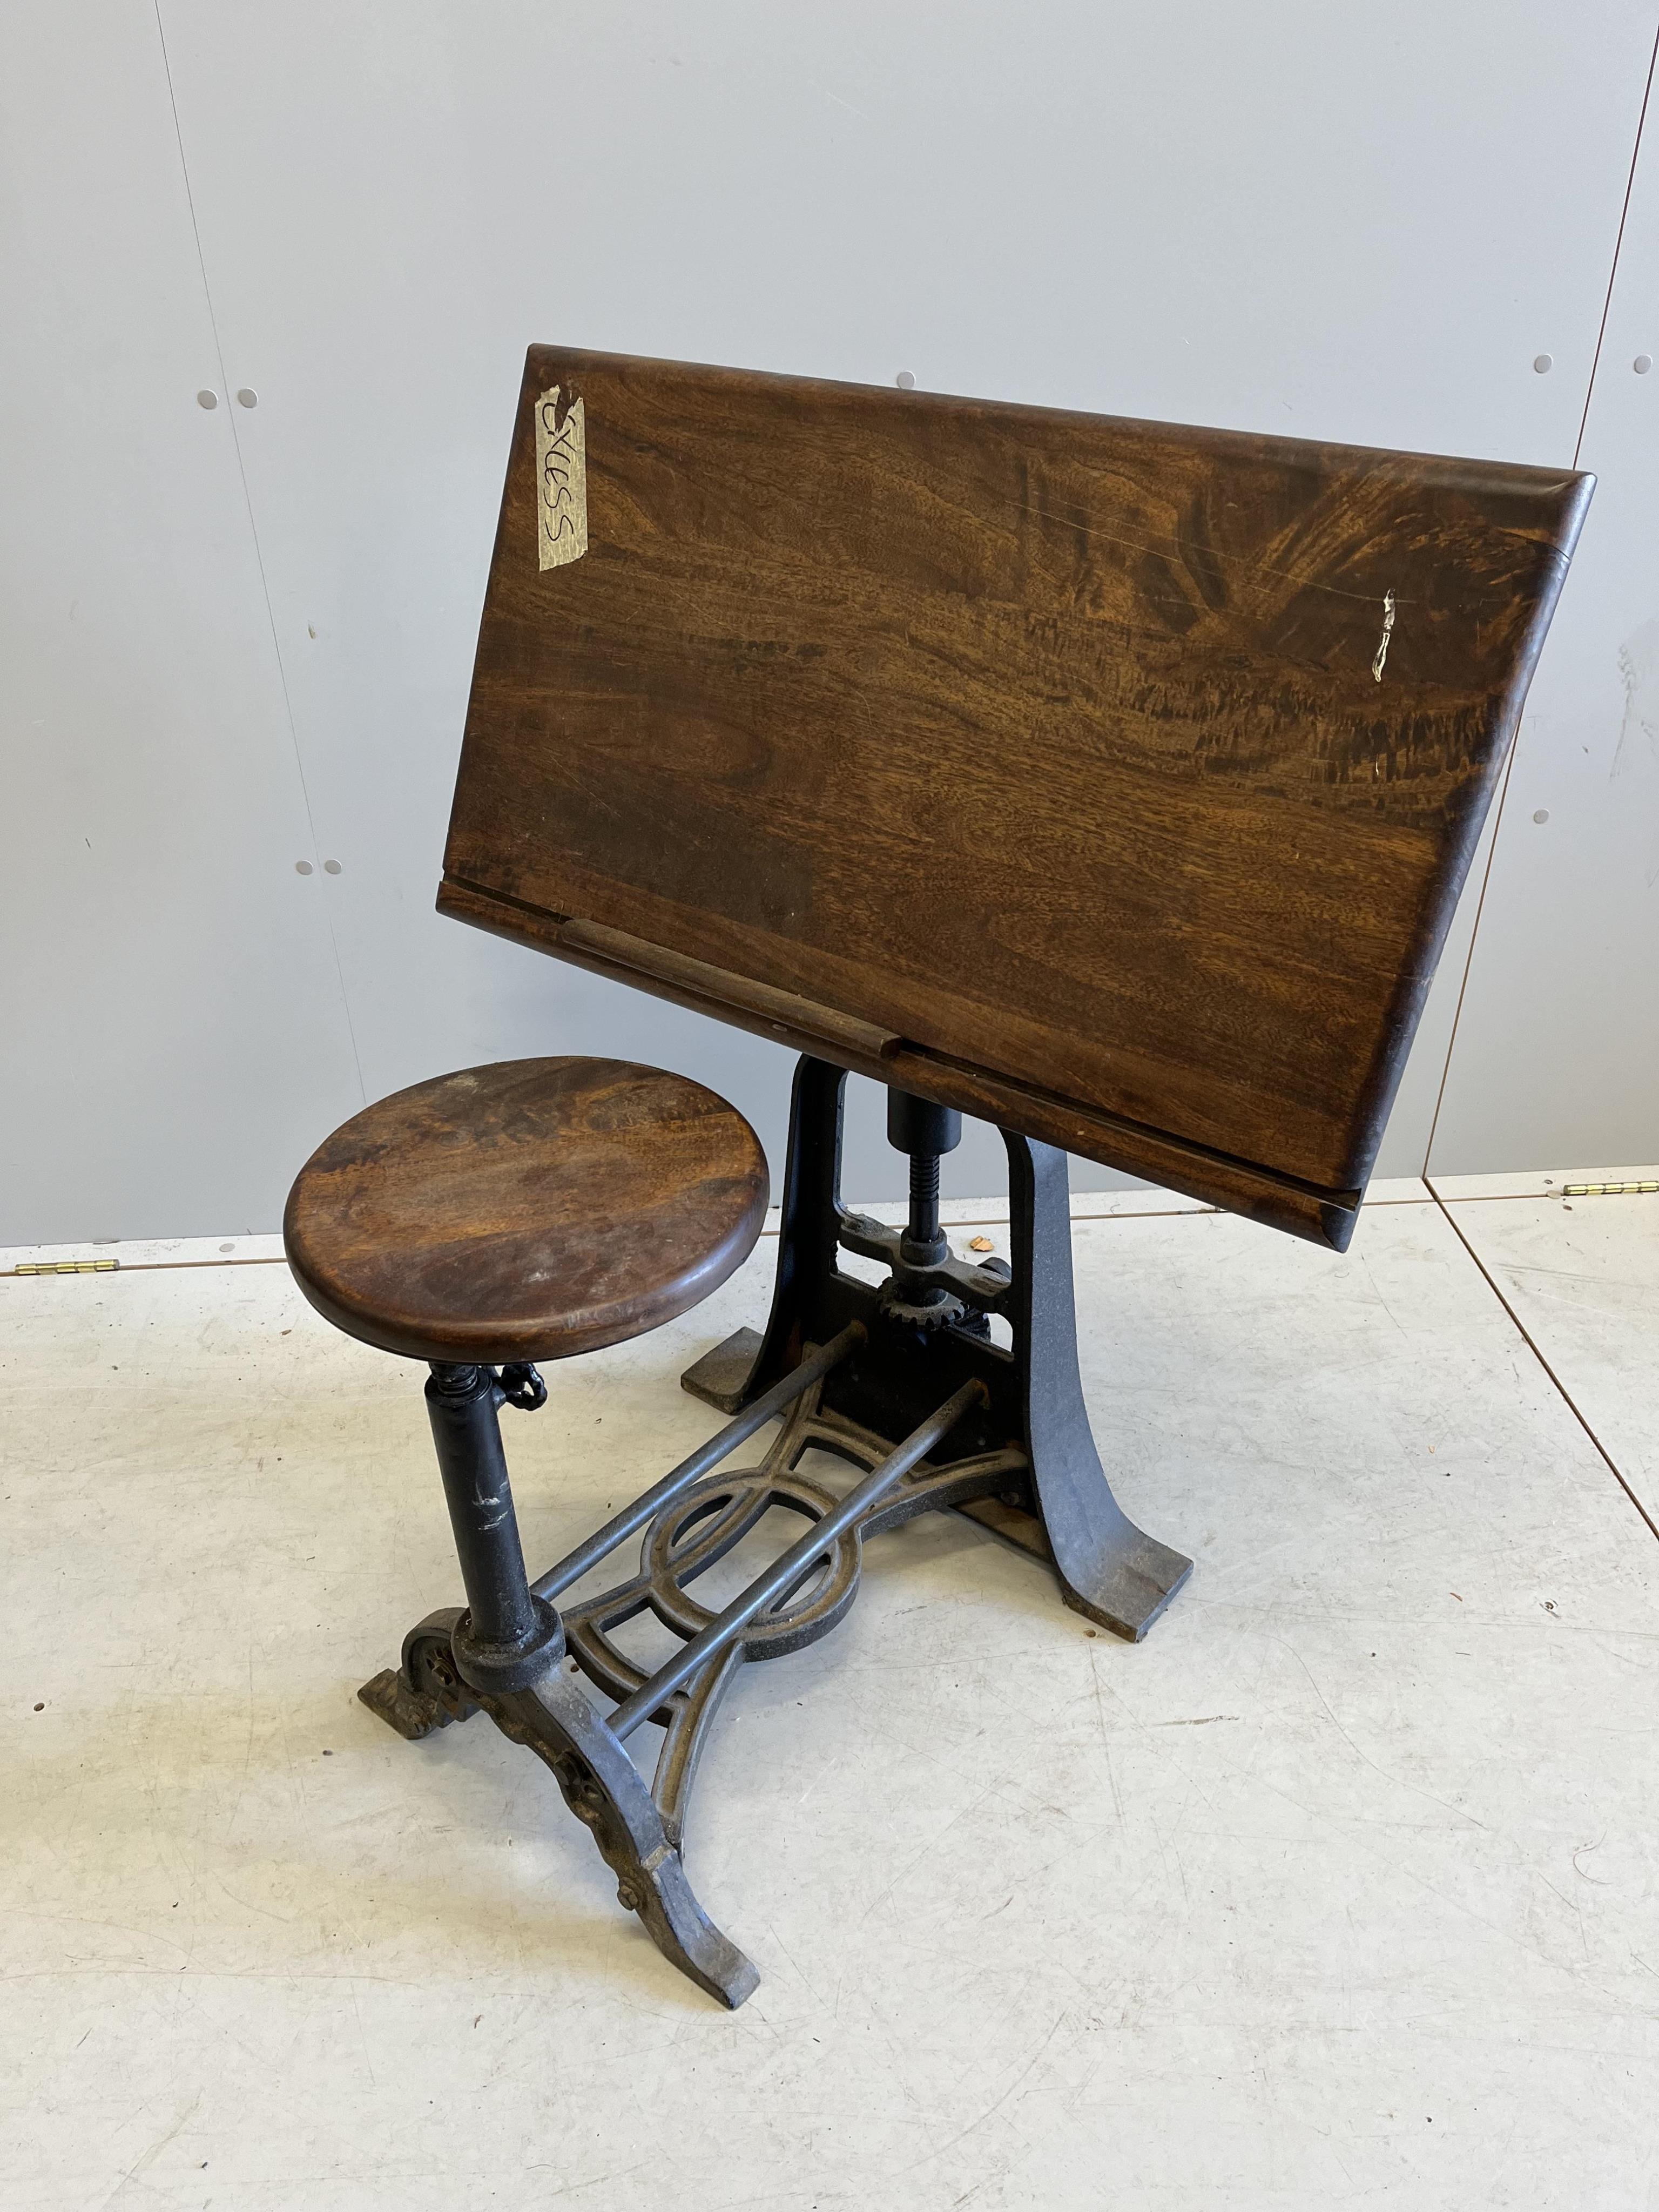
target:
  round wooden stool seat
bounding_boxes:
[283,1057,768,1365]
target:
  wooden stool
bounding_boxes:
[284,1056,768,1365]
[285,1055,778,2002]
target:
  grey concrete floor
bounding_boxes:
[4,1172,1657,2210]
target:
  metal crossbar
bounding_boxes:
[609,1376,986,1737]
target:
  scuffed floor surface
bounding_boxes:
[4,1179,1658,2210]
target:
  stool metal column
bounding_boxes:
[425,1363,564,1694]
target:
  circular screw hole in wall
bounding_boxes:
[1533,354,1553,374]
[196,389,218,409]
[294,860,313,875]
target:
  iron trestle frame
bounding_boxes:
[360,1053,1192,2006]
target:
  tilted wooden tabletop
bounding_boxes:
[441,348,1590,1249]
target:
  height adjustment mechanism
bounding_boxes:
[496,1362,547,1411]
[834,1089,1009,1332]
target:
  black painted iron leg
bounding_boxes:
[358,1360,562,1741]
[487,1670,760,2009]
[1003,1134,1193,1640]
[680,1055,847,1412]
[425,1363,565,1692]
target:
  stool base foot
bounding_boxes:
[494,1671,759,2010]
[680,1325,766,1415]
[357,1667,453,1742]
[361,1606,757,2009]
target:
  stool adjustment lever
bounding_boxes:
[496,1361,547,1411]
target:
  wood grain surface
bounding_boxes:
[283,1058,768,1363]
[443,349,1591,1248]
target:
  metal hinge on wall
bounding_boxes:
[1560,1181,1659,1198]
[9,1257,120,1276]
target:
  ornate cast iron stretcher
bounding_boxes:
[284,350,1589,2004]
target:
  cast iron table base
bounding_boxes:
[360,1056,1192,2006]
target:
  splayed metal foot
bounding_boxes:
[360,1607,755,2004]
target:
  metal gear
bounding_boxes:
[877,1281,968,1331]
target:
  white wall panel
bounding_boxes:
[10,5,1650,1234]
[154,0,1654,1203]
[0,4,365,1243]
[1429,98,1659,1173]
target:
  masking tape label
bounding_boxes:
[536,385,588,569]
